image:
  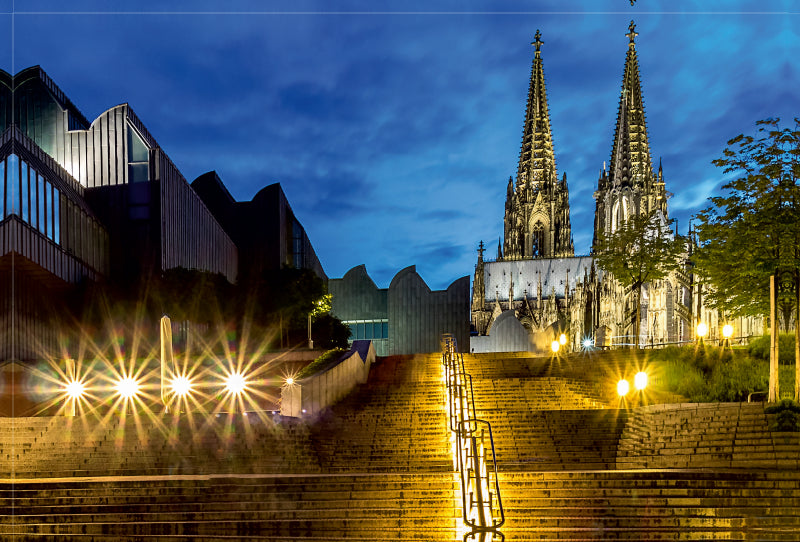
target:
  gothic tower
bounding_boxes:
[503,30,574,261]
[593,21,668,248]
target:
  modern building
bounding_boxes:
[0,66,323,362]
[192,172,325,283]
[330,265,469,356]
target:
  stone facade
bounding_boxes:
[472,23,756,352]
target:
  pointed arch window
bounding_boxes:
[531,221,545,257]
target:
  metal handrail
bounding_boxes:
[441,334,504,540]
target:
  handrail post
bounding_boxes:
[441,335,504,540]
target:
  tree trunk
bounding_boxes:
[635,285,641,349]
[795,270,799,402]
[770,274,779,402]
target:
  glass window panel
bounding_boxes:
[357,323,364,340]
[382,322,389,339]
[127,126,149,162]
[53,187,60,244]
[9,154,18,215]
[373,323,381,339]
[31,173,38,230]
[365,323,373,339]
[45,182,52,239]
[38,175,45,235]
[349,324,357,340]
[21,161,29,223]
[128,163,148,184]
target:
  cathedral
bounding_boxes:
[471,22,761,352]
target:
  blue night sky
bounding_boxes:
[1,1,797,289]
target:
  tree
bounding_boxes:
[594,210,685,348]
[693,118,800,401]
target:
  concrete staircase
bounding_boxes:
[461,351,800,540]
[499,470,800,541]
[5,348,800,540]
[1,353,460,540]
[618,402,800,470]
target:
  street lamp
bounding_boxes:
[696,322,708,345]
[551,340,560,353]
[722,323,733,348]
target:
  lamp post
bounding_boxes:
[722,323,733,348]
[696,322,708,345]
[308,312,313,350]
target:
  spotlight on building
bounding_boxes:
[634,371,648,391]
[696,322,708,343]
[65,379,86,400]
[115,377,140,399]
[582,338,594,349]
[170,375,192,397]
[551,340,560,353]
[617,379,630,397]
[225,372,247,395]
[285,377,295,386]
[559,333,567,346]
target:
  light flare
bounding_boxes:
[115,377,140,399]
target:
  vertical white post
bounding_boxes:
[65,358,75,417]
[161,315,174,410]
[769,275,779,402]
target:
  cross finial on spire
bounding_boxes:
[626,20,638,45]
[478,240,485,259]
[532,29,543,53]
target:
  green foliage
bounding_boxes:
[748,334,798,365]
[594,211,685,347]
[653,344,767,402]
[296,348,348,379]
[311,313,351,349]
[594,211,685,291]
[693,119,800,319]
[69,266,351,354]
[765,399,800,431]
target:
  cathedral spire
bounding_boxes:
[593,20,667,249]
[502,30,574,261]
[517,29,557,189]
[608,20,652,189]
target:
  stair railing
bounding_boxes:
[441,334,504,541]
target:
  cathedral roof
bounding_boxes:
[482,256,598,302]
[516,30,557,188]
[608,21,653,188]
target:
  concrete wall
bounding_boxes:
[281,340,375,417]
[388,266,470,355]
[470,310,539,353]
[329,265,387,321]
[331,264,470,355]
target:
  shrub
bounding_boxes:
[654,344,766,402]
[765,399,800,431]
[296,348,347,379]
[708,356,768,402]
[748,334,797,365]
